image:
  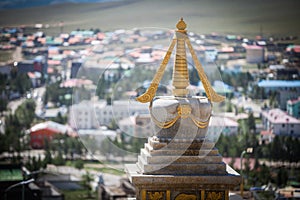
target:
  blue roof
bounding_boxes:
[258,80,300,88]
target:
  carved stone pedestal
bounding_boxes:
[126,163,240,200]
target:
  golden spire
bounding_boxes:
[172,18,189,97]
[136,18,225,103]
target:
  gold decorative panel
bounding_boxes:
[175,193,197,200]
[203,190,225,200]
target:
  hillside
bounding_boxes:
[0,0,300,37]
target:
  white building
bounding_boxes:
[261,108,300,137]
[209,116,239,136]
[69,100,149,130]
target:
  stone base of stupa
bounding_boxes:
[125,136,241,200]
[126,163,240,200]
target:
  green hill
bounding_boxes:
[1,0,300,37]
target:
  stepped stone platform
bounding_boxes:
[125,134,241,199]
[137,137,226,175]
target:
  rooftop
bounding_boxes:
[287,97,300,105]
[30,121,76,136]
[258,80,300,88]
[262,108,300,124]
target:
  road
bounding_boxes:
[46,164,124,189]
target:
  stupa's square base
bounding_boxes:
[125,164,240,200]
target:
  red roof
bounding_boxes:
[260,130,273,136]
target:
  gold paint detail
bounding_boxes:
[175,193,197,200]
[136,39,176,103]
[142,189,146,200]
[176,17,187,30]
[148,191,164,200]
[149,103,210,129]
[177,104,192,118]
[172,29,189,97]
[205,191,224,200]
[185,38,225,103]
[136,18,225,103]
[166,190,171,200]
[201,190,205,200]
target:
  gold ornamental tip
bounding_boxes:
[135,18,226,103]
[176,18,187,31]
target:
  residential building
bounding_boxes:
[261,108,300,137]
[287,97,300,118]
[260,130,274,144]
[209,116,239,136]
[245,45,264,63]
[258,80,300,110]
[15,55,47,74]
[69,100,101,129]
[69,100,149,130]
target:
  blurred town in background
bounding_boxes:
[1,1,300,200]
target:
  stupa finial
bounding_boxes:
[172,17,189,97]
[136,19,225,103]
[176,17,187,31]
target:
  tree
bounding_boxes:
[74,159,84,170]
[276,167,288,187]
[15,99,36,128]
[81,172,93,198]
[53,150,65,166]
[226,100,233,112]
[9,73,32,95]
[96,74,107,99]
[257,164,270,185]
[271,136,281,162]
[4,113,22,155]
[43,139,52,168]
[247,112,256,133]
[108,119,118,130]
[53,112,67,124]
[0,98,8,113]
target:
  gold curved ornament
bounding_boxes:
[150,103,210,129]
[136,39,176,103]
[185,38,225,103]
[190,115,211,129]
[175,193,197,200]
